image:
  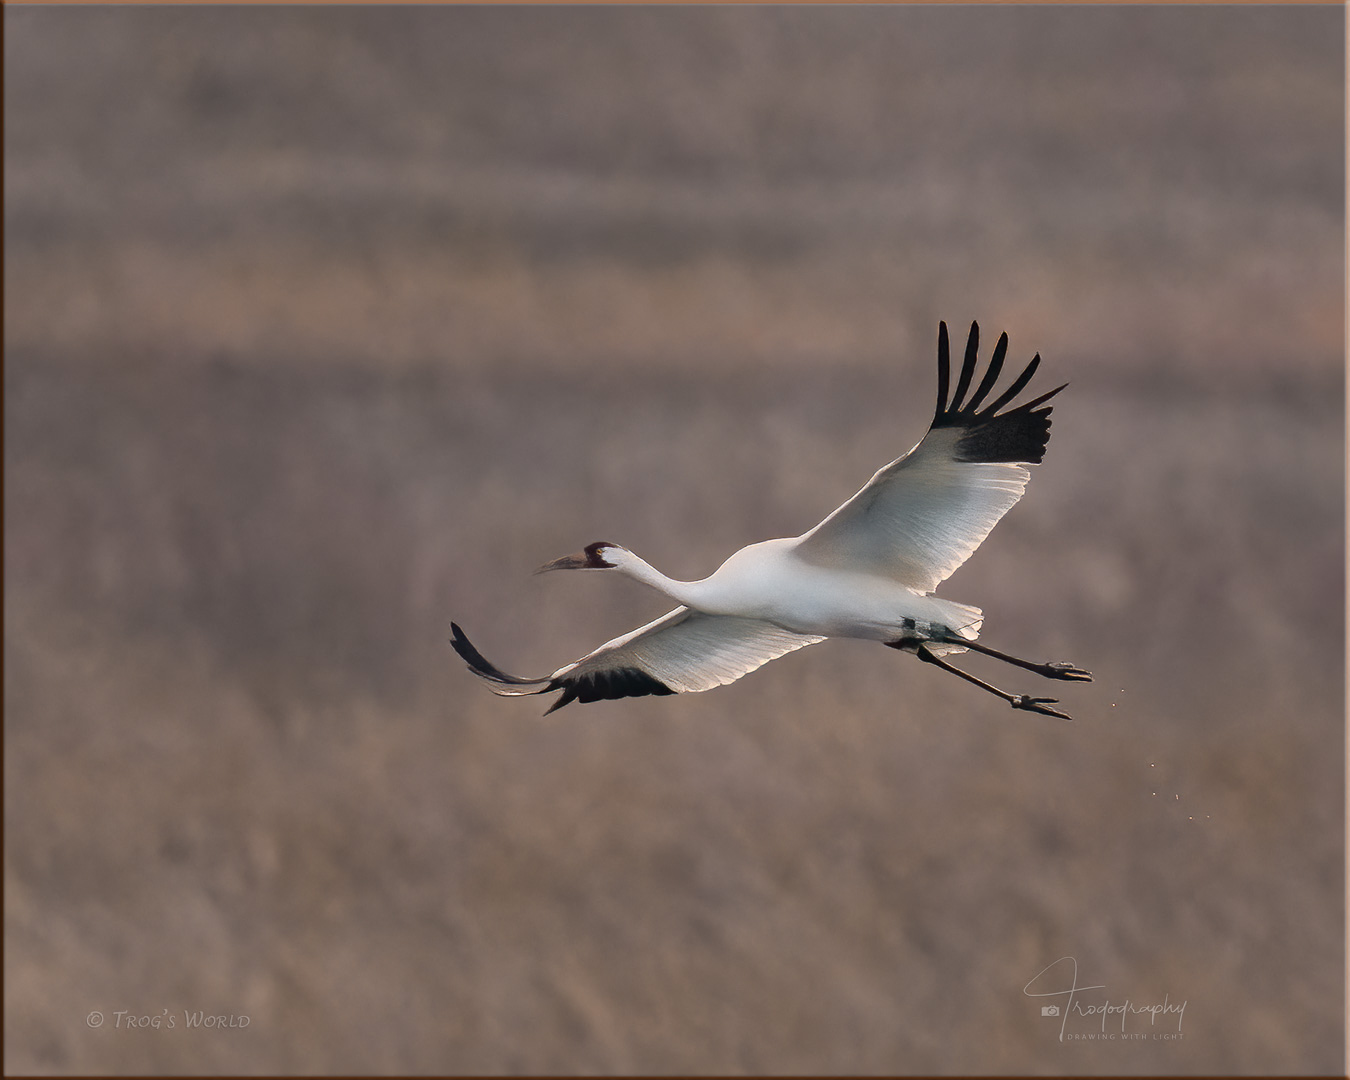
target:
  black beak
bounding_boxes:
[534,551,590,575]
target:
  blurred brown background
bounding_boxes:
[4,6,1344,1075]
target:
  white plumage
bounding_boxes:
[452,320,1090,719]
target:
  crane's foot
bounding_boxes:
[1037,661,1093,682]
[1011,695,1073,721]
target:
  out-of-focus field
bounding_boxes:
[4,6,1344,1075]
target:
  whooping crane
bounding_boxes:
[452,321,1091,719]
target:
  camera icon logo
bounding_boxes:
[1041,1005,1060,1017]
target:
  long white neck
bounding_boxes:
[610,549,713,608]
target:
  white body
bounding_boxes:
[614,539,982,642]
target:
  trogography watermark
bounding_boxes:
[86,1010,250,1031]
[1024,957,1187,1043]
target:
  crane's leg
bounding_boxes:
[936,635,1091,682]
[911,644,1074,720]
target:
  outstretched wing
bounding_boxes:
[792,321,1064,593]
[451,608,825,714]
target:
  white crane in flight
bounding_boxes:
[452,321,1091,719]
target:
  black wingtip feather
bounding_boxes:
[965,331,1007,413]
[543,687,576,715]
[982,353,1041,416]
[948,321,979,412]
[935,321,951,421]
[955,410,1054,464]
[542,667,675,715]
[930,326,1063,464]
[453,621,676,714]
[1006,381,1067,414]
[450,622,542,687]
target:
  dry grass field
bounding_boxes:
[5,6,1344,1075]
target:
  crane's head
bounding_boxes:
[535,541,623,574]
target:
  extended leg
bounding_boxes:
[936,635,1091,682]
[915,645,1073,720]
